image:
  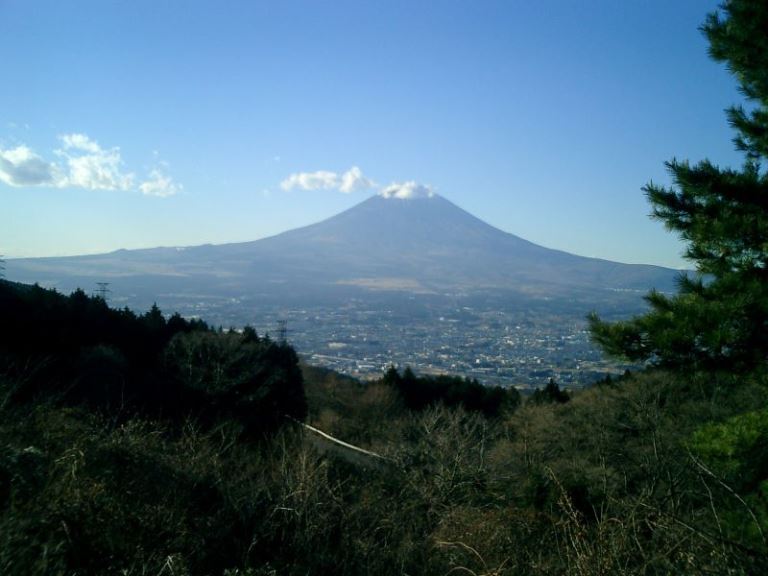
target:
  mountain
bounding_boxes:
[7,194,681,306]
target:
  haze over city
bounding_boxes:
[1,0,742,269]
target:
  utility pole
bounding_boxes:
[276,319,288,344]
[95,282,111,303]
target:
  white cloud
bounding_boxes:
[280,169,339,191]
[380,181,434,199]
[280,166,375,193]
[0,133,181,197]
[56,133,134,191]
[60,133,102,154]
[339,166,374,193]
[0,145,59,187]
[139,169,182,197]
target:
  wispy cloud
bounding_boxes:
[280,166,375,193]
[138,169,182,197]
[0,133,181,197]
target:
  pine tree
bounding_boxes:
[530,377,570,405]
[382,364,401,387]
[589,0,768,372]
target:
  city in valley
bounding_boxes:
[141,291,640,391]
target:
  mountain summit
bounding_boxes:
[225,193,679,294]
[8,194,679,301]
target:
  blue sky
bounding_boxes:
[0,0,743,268]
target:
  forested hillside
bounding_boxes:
[2,298,767,573]
[0,280,307,431]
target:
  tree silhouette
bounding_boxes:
[0,280,305,431]
[529,378,570,405]
[381,365,519,416]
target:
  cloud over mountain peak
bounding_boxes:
[379,181,434,200]
[280,166,374,193]
[279,167,434,200]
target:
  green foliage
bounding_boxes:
[529,377,570,405]
[164,331,307,432]
[691,407,768,491]
[585,5,768,554]
[0,281,205,406]
[690,408,768,548]
[705,0,768,160]
[589,0,768,372]
[3,359,768,574]
[382,365,520,417]
[0,280,306,433]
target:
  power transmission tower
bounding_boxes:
[95,282,111,303]
[276,319,288,344]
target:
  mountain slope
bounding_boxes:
[7,194,681,300]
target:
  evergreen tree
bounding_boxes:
[241,325,260,343]
[589,0,768,372]
[529,378,570,405]
[382,364,402,387]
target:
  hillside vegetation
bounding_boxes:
[0,280,306,432]
[0,283,768,575]
[1,279,767,574]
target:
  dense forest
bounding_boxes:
[0,280,307,433]
[3,1,768,574]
